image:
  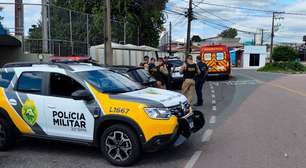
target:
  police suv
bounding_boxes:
[0,62,205,166]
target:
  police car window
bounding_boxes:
[49,73,85,98]
[0,70,15,88]
[17,72,43,94]
[78,70,143,94]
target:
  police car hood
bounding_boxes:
[120,87,187,107]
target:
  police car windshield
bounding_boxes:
[77,70,143,94]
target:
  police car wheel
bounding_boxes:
[0,117,15,151]
[101,124,141,166]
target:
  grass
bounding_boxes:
[258,62,306,74]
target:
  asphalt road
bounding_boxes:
[1,69,306,168]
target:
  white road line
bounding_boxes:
[184,151,202,168]
[212,106,217,111]
[212,94,215,98]
[212,100,216,104]
[211,90,215,93]
[209,116,216,124]
[210,86,214,89]
[202,129,213,143]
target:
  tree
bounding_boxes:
[272,46,298,62]
[0,7,3,21]
[28,21,42,39]
[219,28,237,38]
[191,35,202,42]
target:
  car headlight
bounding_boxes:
[144,108,172,120]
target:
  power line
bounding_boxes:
[196,14,257,34]
[200,2,274,13]
[193,3,260,30]
[195,2,306,16]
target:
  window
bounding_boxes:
[77,70,143,94]
[49,73,85,98]
[216,52,225,61]
[249,54,260,66]
[0,71,15,88]
[204,53,212,61]
[16,72,43,94]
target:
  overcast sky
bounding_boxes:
[1,0,306,44]
[165,0,306,44]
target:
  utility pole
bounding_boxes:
[169,22,172,55]
[123,0,127,44]
[42,0,49,53]
[270,12,284,63]
[15,0,24,36]
[104,0,113,65]
[253,33,256,45]
[261,29,264,45]
[186,0,193,56]
[270,12,276,63]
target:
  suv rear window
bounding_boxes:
[0,70,15,88]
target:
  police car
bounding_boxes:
[0,62,205,166]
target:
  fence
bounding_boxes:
[0,2,141,56]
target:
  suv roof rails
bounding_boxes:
[3,62,74,71]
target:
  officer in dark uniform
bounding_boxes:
[194,55,208,106]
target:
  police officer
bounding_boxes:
[180,55,200,104]
[140,55,149,70]
[194,55,208,106]
[149,58,169,89]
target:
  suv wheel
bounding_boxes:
[101,124,141,166]
[0,117,16,151]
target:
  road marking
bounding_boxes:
[210,86,214,89]
[212,100,216,104]
[211,90,215,93]
[269,83,306,97]
[212,94,215,98]
[212,106,217,111]
[202,129,213,143]
[209,116,216,124]
[239,72,306,97]
[184,151,202,168]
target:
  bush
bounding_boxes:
[258,62,306,73]
[272,46,298,62]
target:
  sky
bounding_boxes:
[0,0,306,44]
[165,0,306,44]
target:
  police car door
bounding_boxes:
[44,72,94,141]
[12,71,47,135]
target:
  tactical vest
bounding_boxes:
[183,63,197,79]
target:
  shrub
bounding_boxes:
[258,62,306,73]
[272,46,298,62]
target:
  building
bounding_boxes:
[193,36,243,48]
[242,46,268,69]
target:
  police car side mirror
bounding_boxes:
[72,90,94,101]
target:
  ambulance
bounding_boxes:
[200,45,231,79]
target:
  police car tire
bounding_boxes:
[101,124,141,166]
[0,117,16,151]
